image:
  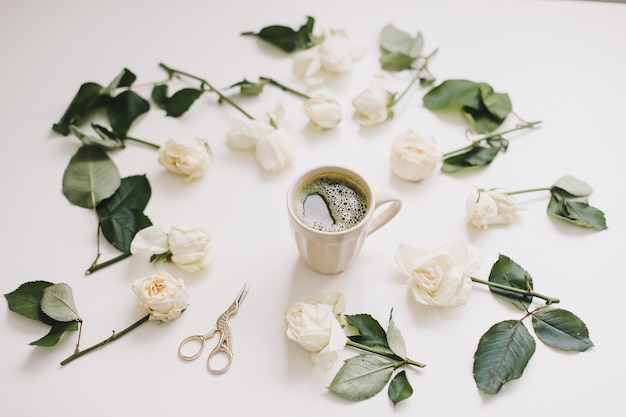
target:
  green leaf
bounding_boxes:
[69,124,125,150]
[106,68,137,91]
[473,320,536,395]
[52,82,110,135]
[241,16,316,53]
[480,83,512,120]
[228,79,266,96]
[165,88,203,117]
[347,314,391,350]
[100,208,152,252]
[462,106,504,134]
[30,321,78,347]
[151,84,169,109]
[547,196,607,231]
[328,354,395,401]
[532,308,594,352]
[551,175,593,198]
[62,145,121,208]
[423,79,480,110]
[4,281,54,321]
[488,254,534,310]
[379,24,423,72]
[388,370,413,405]
[40,283,80,322]
[386,311,407,358]
[441,145,501,174]
[96,175,152,217]
[108,90,150,137]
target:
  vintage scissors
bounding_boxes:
[178,283,249,374]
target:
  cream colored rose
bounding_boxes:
[394,241,482,307]
[293,30,366,86]
[130,225,169,255]
[285,291,347,370]
[168,226,215,272]
[226,118,273,151]
[390,129,442,181]
[302,95,342,130]
[466,189,525,230]
[132,271,189,322]
[157,138,211,181]
[352,74,396,126]
[255,129,295,173]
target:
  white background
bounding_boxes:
[1,0,624,415]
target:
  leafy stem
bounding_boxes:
[125,135,160,149]
[471,277,560,305]
[60,314,150,365]
[259,76,311,100]
[390,48,438,107]
[158,62,255,120]
[85,252,132,275]
[443,120,542,158]
[346,340,426,368]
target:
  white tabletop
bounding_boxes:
[1,0,624,415]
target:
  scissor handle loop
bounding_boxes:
[178,335,207,361]
[207,343,234,374]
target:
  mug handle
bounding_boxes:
[367,189,402,236]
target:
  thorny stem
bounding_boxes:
[470,277,560,305]
[346,340,426,368]
[259,77,311,100]
[390,48,439,107]
[159,62,255,120]
[60,314,150,366]
[443,120,542,158]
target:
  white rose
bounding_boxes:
[394,241,483,308]
[226,118,274,151]
[255,129,295,173]
[157,138,211,181]
[293,30,365,86]
[466,189,525,230]
[390,129,442,181]
[285,291,347,370]
[130,225,169,255]
[168,226,215,272]
[132,271,189,322]
[352,74,396,126]
[302,95,342,130]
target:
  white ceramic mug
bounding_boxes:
[286,166,402,274]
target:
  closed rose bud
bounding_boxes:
[302,95,342,129]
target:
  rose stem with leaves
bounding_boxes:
[470,277,560,305]
[258,77,311,100]
[60,314,150,365]
[389,48,438,108]
[346,340,426,368]
[158,62,255,120]
[442,120,542,159]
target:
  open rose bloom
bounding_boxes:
[284,291,347,370]
[466,189,526,230]
[132,271,189,322]
[157,138,212,180]
[394,241,483,307]
[302,94,342,130]
[390,129,442,181]
[352,73,396,126]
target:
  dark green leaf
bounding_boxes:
[4,281,54,321]
[480,83,512,121]
[69,125,125,150]
[62,145,121,208]
[96,175,152,217]
[108,90,150,137]
[241,16,316,53]
[423,79,480,110]
[547,196,607,231]
[107,68,137,90]
[462,106,505,134]
[441,145,501,174]
[166,88,203,117]
[52,82,110,135]
[488,254,534,310]
[30,321,78,347]
[100,207,152,252]
[40,283,80,322]
[328,354,395,401]
[532,308,594,352]
[388,370,413,405]
[151,84,169,109]
[473,320,536,395]
[347,314,391,350]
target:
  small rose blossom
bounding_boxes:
[352,74,396,126]
[132,271,189,322]
[168,226,215,272]
[130,225,169,255]
[302,94,342,130]
[157,138,211,181]
[394,241,483,308]
[293,30,366,86]
[285,291,347,370]
[255,129,295,173]
[226,118,274,151]
[466,189,526,230]
[390,129,442,181]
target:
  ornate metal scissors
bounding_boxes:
[178,283,249,374]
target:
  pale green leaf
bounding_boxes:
[532,308,594,352]
[62,145,121,208]
[552,175,593,197]
[473,320,536,395]
[328,354,395,401]
[386,311,407,358]
[40,284,81,322]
